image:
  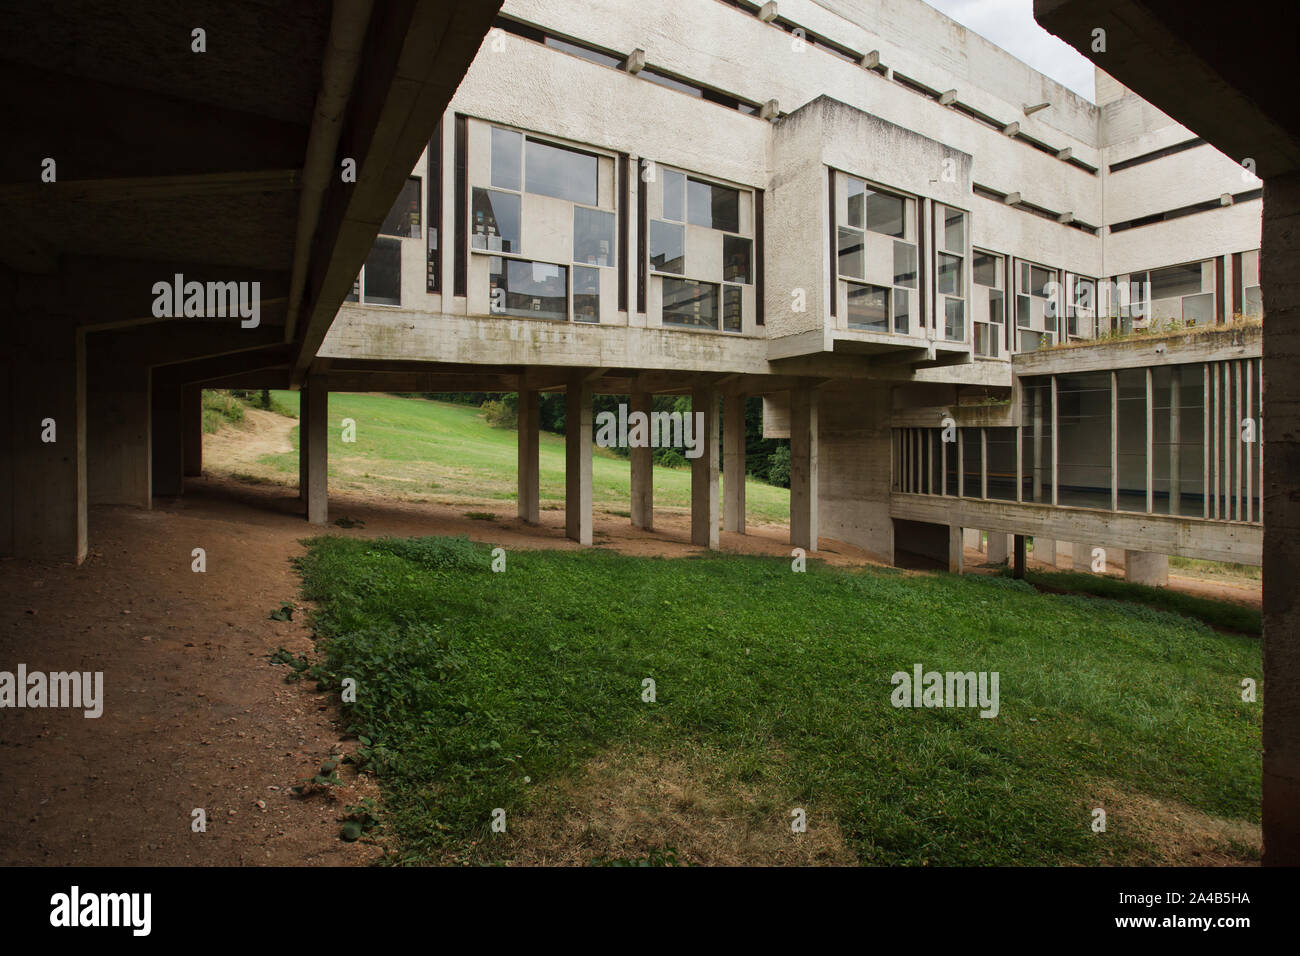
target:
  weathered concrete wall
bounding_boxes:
[817,382,893,561]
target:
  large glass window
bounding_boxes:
[724,235,752,284]
[650,220,684,274]
[935,204,967,342]
[573,206,615,266]
[1067,275,1096,339]
[1241,249,1262,318]
[380,177,422,239]
[361,238,402,306]
[574,266,600,324]
[973,250,1004,358]
[687,178,740,232]
[1015,259,1059,351]
[723,286,743,333]
[1150,262,1203,300]
[847,283,890,332]
[867,190,906,238]
[491,128,522,191]
[489,257,568,321]
[937,253,962,296]
[471,188,520,252]
[525,139,597,205]
[662,278,718,329]
[662,170,686,222]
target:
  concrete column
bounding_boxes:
[789,387,818,552]
[1262,168,1300,864]
[1033,537,1057,567]
[304,379,328,525]
[963,527,982,552]
[986,532,1010,565]
[629,389,653,531]
[723,391,746,534]
[517,388,540,524]
[151,379,184,497]
[1073,543,1095,572]
[0,324,87,561]
[691,384,720,549]
[182,385,203,477]
[1125,551,1169,586]
[565,375,592,545]
[87,353,150,509]
[948,525,963,573]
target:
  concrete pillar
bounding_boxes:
[298,383,310,501]
[1124,551,1169,586]
[963,527,982,552]
[0,324,87,561]
[723,391,746,534]
[304,379,328,525]
[517,388,540,524]
[789,387,818,552]
[1073,543,1096,572]
[182,385,203,477]
[690,385,720,549]
[87,353,150,509]
[629,389,653,531]
[1033,537,1057,567]
[1262,167,1300,864]
[948,525,963,573]
[565,375,592,545]
[986,532,1010,565]
[151,379,184,497]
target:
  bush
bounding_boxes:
[767,444,790,487]
[201,389,245,433]
[655,449,687,469]
[481,399,517,429]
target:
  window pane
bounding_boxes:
[1031,265,1054,297]
[1150,262,1203,299]
[1183,291,1213,325]
[1244,285,1263,318]
[944,207,965,253]
[1017,293,1031,328]
[893,241,917,288]
[491,128,522,191]
[574,206,615,266]
[974,252,1000,288]
[944,297,965,340]
[846,283,889,331]
[938,253,962,296]
[379,177,421,238]
[724,235,752,284]
[893,287,910,334]
[543,35,623,68]
[362,238,401,306]
[723,285,743,332]
[490,258,568,321]
[687,178,740,232]
[525,139,598,205]
[866,190,905,238]
[650,220,685,274]
[845,177,865,229]
[471,188,521,253]
[574,266,600,323]
[837,227,864,279]
[989,289,1004,324]
[662,278,718,329]
[662,169,685,222]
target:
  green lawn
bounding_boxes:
[293,536,1262,866]
[251,391,790,523]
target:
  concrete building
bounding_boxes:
[285,0,1262,580]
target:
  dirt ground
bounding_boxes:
[0,411,1262,866]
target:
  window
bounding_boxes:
[574,266,600,323]
[687,178,740,232]
[972,250,1004,357]
[525,139,598,205]
[489,257,568,321]
[935,204,967,342]
[380,177,422,239]
[847,283,890,332]
[1014,259,1058,351]
[573,206,615,266]
[1066,275,1096,338]
[723,286,743,332]
[836,174,917,335]
[471,188,520,252]
[724,235,752,284]
[662,278,718,329]
[1150,262,1203,300]
[650,220,684,274]
[662,170,686,222]
[1147,260,1213,326]
[1241,249,1262,318]
[427,122,442,293]
[361,238,402,306]
[491,128,522,191]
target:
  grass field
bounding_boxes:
[293,535,1263,866]
[245,391,790,524]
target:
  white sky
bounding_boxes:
[921,0,1096,102]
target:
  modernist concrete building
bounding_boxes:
[283,0,1264,582]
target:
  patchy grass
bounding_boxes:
[1019,568,1261,636]
[296,536,1261,866]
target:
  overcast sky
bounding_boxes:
[921,0,1096,102]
